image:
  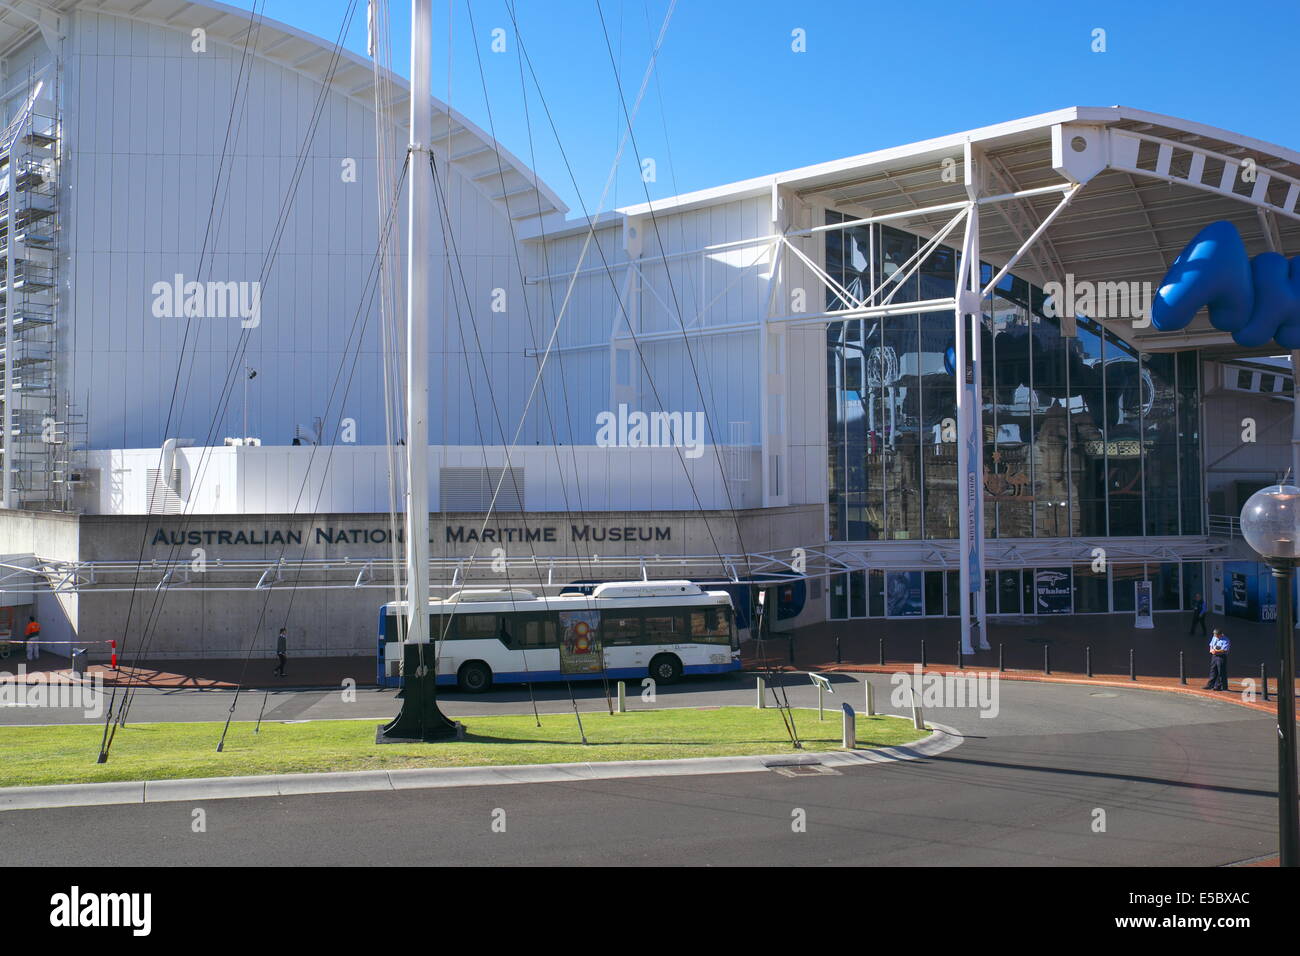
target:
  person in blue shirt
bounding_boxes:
[1203,629,1230,691]
[1187,592,1207,636]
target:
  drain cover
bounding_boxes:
[771,764,841,777]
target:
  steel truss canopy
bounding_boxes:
[608,105,1300,360]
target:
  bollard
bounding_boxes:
[1179,652,1186,686]
[1044,645,1050,675]
[998,642,1005,673]
[836,637,842,665]
[878,637,885,667]
[756,675,766,709]
[818,681,826,721]
[921,639,927,668]
[617,681,627,713]
[957,639,963,670]
[110,639,118,671]
[864,679,876,716]
[842,702,856,749]
[909,679,926,731]
[1129,648,1136,681]
[1085,645,1092,678]
[788,637,795,665]
[1263,662,1270,702]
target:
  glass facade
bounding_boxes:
[827,215,1204,543]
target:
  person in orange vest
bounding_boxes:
[24,616,40,661]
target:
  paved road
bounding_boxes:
[0,675,1281,865]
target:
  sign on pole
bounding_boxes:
[1134,580,1154,629]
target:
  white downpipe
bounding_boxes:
[159,438,193,497]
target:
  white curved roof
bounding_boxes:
[0,0,568,226]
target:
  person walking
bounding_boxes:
[1188,592,1208,636]
[23,616,40,661]
[1203,628,1230,691]
[273,627,288,678]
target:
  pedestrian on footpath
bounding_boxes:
[1187,592,1208,636]
[24,616,40,661]
[273,627,288,678]
[1203,628,1230,691]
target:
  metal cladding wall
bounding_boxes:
[56,6,550,453]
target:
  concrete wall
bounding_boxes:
[63,504,825,660]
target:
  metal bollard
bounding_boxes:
[1085,645,1092,678]
[909,679,926,730]
[1263,663,1270,702]
[1044,646,1050,675]
[617,681,627,713]
[836,636,841,665]
[864,679,876,716]
[842,702,856,749]
[788,637,795,665]
[878,637,885,666]
[998,642,1005,672]
[1179,652,1186,686]
[1129,648,1136,681]
[756,675,766,709]
[921,639,927,669]
[957,639,963,671]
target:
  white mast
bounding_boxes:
[405,0,432,646]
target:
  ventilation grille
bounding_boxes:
[439,467,524,511]
[146,468,182,514]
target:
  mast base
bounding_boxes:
[378,643,462,743]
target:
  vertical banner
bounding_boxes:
[1134,580,1154,629]
[558,610,602,675]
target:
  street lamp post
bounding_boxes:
[1240,483,1300,867]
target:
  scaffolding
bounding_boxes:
[0,70,70,510]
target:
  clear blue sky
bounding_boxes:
[229,0,1300,218]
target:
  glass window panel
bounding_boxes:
[882,314,921,539]
[998,570,1021,614]
[645,613,688,644]
[1071,319,1107,536]
[1142,354,1180,535]
[602,614,643,646]
[987,300,1034,537]
[1105,335,1144,536]
[946,570,960,617]
[1183,563,1205,611]
[687,609,731,644]
[830,573,848,619]
[1111,565,1145,613]
[517,616,558,648]
[1073,564,1109,613]
[1029,304,1070,537]
[1155,562,1181,611]
[878,225,920,304]
[1177,351,1203,534]
[849,569,866,618]
[925,571,945,615]
[868,569,885,617]
[920,312,958,539]
[454,614,500,641]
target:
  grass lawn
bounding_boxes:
[0,707,928,788]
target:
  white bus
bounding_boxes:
[376,580,741,692]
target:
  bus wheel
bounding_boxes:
[457,661,493,694]
[649,654,682,685]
